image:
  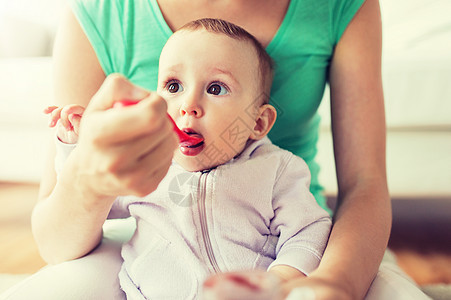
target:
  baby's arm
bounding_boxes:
[267,154,332,281]
[44,104,85,144]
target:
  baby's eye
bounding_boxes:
[166,81,183,93]
[207,83,228,96]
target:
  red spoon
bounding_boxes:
[113,100,203,145]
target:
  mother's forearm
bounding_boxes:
[32,158,115,264]
[314,183,391,299]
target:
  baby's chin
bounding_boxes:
[173,153,230,173]
[174,158,219,173]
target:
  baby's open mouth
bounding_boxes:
[180,129,204,148]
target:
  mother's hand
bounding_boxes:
[281,273,351,300]
[66,74,177,201]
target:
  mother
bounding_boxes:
[25,0,429,299]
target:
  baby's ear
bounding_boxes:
[249,104,277,140]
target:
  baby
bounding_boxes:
[46,18,331,299]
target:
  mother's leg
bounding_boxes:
[1,218,135,300]
[365,250,431,300]
[1,239,124,300]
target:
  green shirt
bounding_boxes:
[70,0,365,214]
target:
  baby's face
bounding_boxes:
[158,29,263,172]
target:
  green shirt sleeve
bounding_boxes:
[330,0,366,45]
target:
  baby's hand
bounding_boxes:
[44,105,85,144]
[202,270,282,300]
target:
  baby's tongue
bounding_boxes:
[180,133,204,148]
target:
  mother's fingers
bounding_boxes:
[109,119,176,163]
[102,134,177,197]
[100,118,176,175]
[281,275,350,300]
[86,74,150,113]
[84,93,169,145]
[70,74,175,198]
[120,143,176,197]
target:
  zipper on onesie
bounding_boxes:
[197,170,221,273]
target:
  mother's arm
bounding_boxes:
[38,5,106,202]
[33,6,176,264]
[33,6,109,263]
[284,0,391,298]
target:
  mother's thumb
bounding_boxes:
[87,73,149,112]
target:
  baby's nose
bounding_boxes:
[180,96,203,117]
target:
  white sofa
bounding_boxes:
[1,0,450,203]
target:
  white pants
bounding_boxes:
[0,218,431,300]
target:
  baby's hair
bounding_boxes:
[178,18,274,104]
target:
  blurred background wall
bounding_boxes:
[0,0,450,205]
